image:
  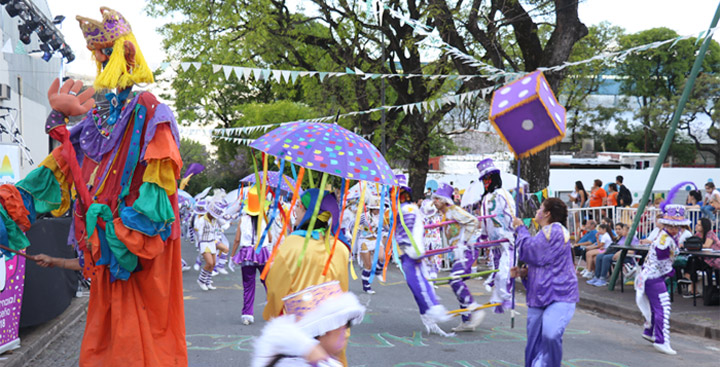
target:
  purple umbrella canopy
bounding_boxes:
[240,171,298,194]
[250,122,397,186]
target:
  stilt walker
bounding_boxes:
[233,186,270,325]
[431,183,484,332]
[394,175,453,336]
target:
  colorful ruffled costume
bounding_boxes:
[1,8,188,366]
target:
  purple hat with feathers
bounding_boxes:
[183,163,206,178]
[658,181,696,226]
[395,174,411,193]
[477,158,500,180]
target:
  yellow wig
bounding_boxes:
[94,32,154,91]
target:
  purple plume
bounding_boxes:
[660,181,697,212]
[183,163,206,178]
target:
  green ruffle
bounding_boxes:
[86,203,138,273]
[16,166,61,214]
[0,205,29,251]
[133,182,175,224]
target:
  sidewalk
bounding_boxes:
[575,277,720,340]
[0,297,88,367]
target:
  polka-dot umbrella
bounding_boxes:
[251,121,397,280]
[250,121,397,186]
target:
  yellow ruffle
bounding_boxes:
[40,154,71,216]
[143,159,177,195]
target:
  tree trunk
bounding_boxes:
[519,149,551,192]
[405,114,431,201]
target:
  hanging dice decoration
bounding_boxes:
[489,71,566,159]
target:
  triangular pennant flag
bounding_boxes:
[180,62,191,71]
[159,62,170,70]
[233,67,245,81]
[262,69,272,80]
[273,70,283,83]
[253,68,263,80]
[318,72,328,82]
[345,67,355,74]
[402,104,410,114]
[2,39,13,53]
[212,65,222,73]
[354,67,365,75]
[14,41,27,55]
[223,66,234,80]
[299,71,311,77]
[290,70,299,83]
[191,62,201,70]
[281,70,291,83]
[243,67,254,81]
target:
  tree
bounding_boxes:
[558,22,625,146]
[678,73,720,166]
[148,0,588,194]
[617,28,720,154]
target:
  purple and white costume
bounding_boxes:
[480,187,516,313]
[440,204,480,323]
[234,213,271,320]
[635,230,677,349]
[515,222,578,367]
[396,201,451,335]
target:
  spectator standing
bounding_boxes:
[588,179,607,208]
[701,182,720,220]
[607,184,618,207]
[616,176,632,207]
[574,181,588,208]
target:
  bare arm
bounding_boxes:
[34,254,82,271]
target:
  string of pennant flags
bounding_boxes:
[178,87,493,140]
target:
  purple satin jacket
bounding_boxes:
[515,223,579,308]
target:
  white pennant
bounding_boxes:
[223,66,234,80]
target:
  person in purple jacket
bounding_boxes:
[511,198,579,367]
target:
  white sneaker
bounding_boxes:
[451,321,476,332]
[182,265,191,272]
[207,282,217,290]
[583,271,594,279]
[197,279,209,291]
[653,343,677,355]
[227,262,236,272]
[364,289,376,295]
[218,268,229,275]
[241,315,254,325]
[211,270,218,276]
[193,264,200,271]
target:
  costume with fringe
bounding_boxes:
[395,201,452,336]
[439,204,480,323]
[480,187,516,313]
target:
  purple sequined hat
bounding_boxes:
[209,198,229,219]
[395,174,411,193]
[477,158,500,180]
[432,183,454,204]
[658,204,690,226]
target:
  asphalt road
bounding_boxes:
[27,231,720,366]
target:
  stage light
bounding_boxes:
[37,24,54,43]
[18,23,32,45]
[60,46,74,63]
[22,13,41,31]
[42,51,52,62]
[0,0,12,5]
[52,15,65,24]
[48,37,62,50]
[5,1,27,18]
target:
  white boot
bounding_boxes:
[241,315,255,325]
[653,342,676,355]
[425,305,452,323]
[466,303,486,329]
